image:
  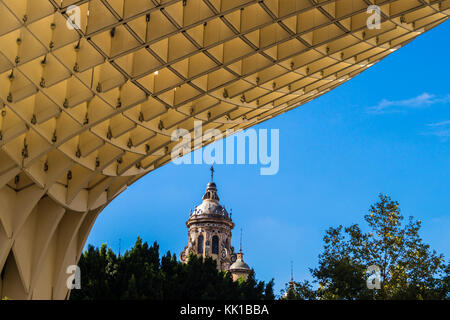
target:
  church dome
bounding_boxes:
[193,200,228,217]
[190,171,230,219]
[230,250,251,278]
[206,182,216,189]
[230,260,250,271]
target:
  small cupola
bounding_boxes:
[202,166,220,201]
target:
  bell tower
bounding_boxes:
[180,167,238,271]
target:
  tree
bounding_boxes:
[71,243,118,299]
[442,263,450,299]
[70,237,274,300]
[283,194,448,300]
[281,280,316,300]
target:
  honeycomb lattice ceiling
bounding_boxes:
[0,0,448,299]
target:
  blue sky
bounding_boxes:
[86,21,450,296]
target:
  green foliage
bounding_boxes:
[281,280,317,300]
[283,194,449,300]
[70,236,274,300]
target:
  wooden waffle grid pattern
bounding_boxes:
[0,0,448,299]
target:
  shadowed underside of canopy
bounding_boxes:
[0,0,448,299]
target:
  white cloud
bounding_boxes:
[368,93,450,113]
[427,120,450,127]
[423,120,450,139]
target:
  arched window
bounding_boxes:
[212,235,219,254]
[197,235,204,254]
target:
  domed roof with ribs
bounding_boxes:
[191,180,230,219]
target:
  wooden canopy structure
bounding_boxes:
[0,0,448,299]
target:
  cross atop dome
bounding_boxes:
[239,228,243,253]
[210,165,215,182]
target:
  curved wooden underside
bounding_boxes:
[0,0,448,299]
